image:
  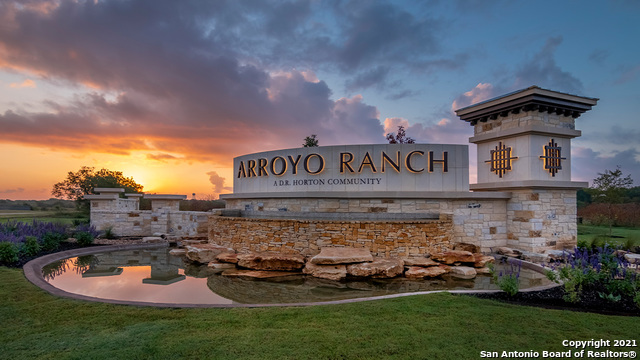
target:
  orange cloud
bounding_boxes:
[9,79,36,88]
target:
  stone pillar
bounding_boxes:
[143,194,187,234]
[456,86,598,252]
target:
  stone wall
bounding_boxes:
[222,197,511,253]
[90,209,209,237]
[507,189,577,252]
[209,216,453,258]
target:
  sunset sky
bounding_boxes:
[1,0,639,200]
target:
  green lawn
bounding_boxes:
[578,224,640,249]
[1,267,637,360]
[0,210,87,225]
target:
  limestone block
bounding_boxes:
[237,252,305,271]
[404,265,450,279]
[216,252,238,264]
[221,269,301,279]
[545,249,568,262]
[624,253,640,264]
[168,248,186,256]
[186,244,236,264]
[453,242,480,253]
[303,263,347,281]
[402,257,440,267]
[450,266,477,279]
[431,250,475,264]
[495,247,522,258]
[310,247,374,265]
[347,259,404,278]
[207,261,236,270]
[473,254,495,268]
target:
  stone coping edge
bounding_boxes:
[471,180,588,190]
[212,216,449,224]
[220,191,512,200]
[23,244,559,309]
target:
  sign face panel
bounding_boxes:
[233,144,469,194]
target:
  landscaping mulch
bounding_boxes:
[466,286,640,317]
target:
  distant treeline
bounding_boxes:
[577,187,640,208]
[578,187,640,228]
[0,199,76,211]
[1,198,226,212]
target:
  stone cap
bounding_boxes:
[93,188,125,194]
[143,194,187,200]
[469,124,582,144]
[84,194,119,200]
[455,86,598,126]
[470,180,589,191]
[220,190,512,200]
[124,193,144,198]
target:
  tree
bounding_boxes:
[386,125,415,144]
[590,166,633,236]
[52,166,144,211]
[303,134,319,147]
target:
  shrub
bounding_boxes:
[0,242,19,264]
[489,260,521,296]
[42,232,67,251]
[21,236,41,257]
[72,218,90,226]
[103,226,116,239]
[75,231,94,246]
[548,246,639,304]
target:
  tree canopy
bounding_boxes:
[52,166,143,210]
[303,134,319,147]
[588,166,634,235]
[385,125,415,144]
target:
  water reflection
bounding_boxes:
[43,248,552,305]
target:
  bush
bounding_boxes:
[489,260,521,296]
[21,236,41,257]
[548,246,639,305]
[42,232,67,251]
[103,226,116,239]
[72,218,90,226]
[75,231,94,246]
[0,242,19,264]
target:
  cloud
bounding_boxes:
[512,36,583,93]
[9,79,36,88]
[0,187,25,194]
[0,1,394,163]
[614,64,640,85]
[345,66,391,92]
[207,171,232,195]
[451,83,497,110]
[588,49,609,66]
[572,147,640,185]
[146,153,182,162]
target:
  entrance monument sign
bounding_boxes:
[233,144,469,194]
[87,86,598,258]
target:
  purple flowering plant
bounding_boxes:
[546,245,639,305]
[489,259,522,296]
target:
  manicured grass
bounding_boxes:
[1,267,637,359]
[0,210,88,225]
[578,224,640,248]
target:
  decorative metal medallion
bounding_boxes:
[540,138,566,177]
[485,141,518,178]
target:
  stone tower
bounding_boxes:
[456,86,598,252]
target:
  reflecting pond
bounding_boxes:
[43,247,552,305]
